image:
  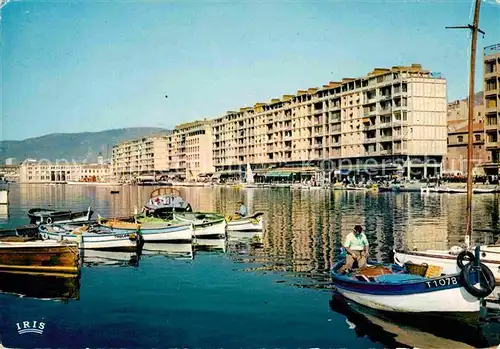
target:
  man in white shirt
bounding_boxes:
[338,225,370,274]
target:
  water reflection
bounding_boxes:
[329,293,500,348]
[0,272,80,302]
[194,238,227,253]
[4,184,500,347]
[141,243,194,260]
[6,184,500,278]
[82,250,140,267]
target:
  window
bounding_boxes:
[475,135,481,142]
[458,136,464,142]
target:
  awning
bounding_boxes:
[265,171,292,178]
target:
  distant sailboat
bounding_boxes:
[246,163,254,184]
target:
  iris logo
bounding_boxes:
[16,321,45,335]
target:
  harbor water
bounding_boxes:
[1,184,500,348]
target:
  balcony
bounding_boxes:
[485,123,498,132]
[364,124,377,131]
[314,108,323,115]
[486,141,499,149]
[365,150,379,156]
[330,141,341,147]
[365,97,377,104]
[380,149,393,155]
[486,106,498,115]
[485,69,498,79]
[379,135,393,142]
[379,122,392,129]
[379,106,392,115]
[364,137,377,144]
[485,87,499,97]
[393,104,408,112]
[313,144,324,149]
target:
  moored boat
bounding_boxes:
[28,207,93,225]
[143,188,192,217]
[97,215,193,243]
[173,212,226,238]
[225,212,264,232]
[330,252,495,313]
[39,224,141,252]
[394,247,500,286]
[0,239,80,275]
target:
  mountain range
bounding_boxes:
[0,127,168,163]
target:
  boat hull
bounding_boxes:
[140,224,193,242]
[28,208,93,225]
[98,221,193,243]
[41,226,139,251]
[173,213,226,238]
[331,261,484,313]
[0,241,80,275]
[334,284,479,313]
[226,213,264,232]
[394,249,500,285]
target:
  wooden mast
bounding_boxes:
[465,0,482,247]
[446,0,484,247]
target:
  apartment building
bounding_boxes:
[483,43,500,175]
[19,160,111,183]
[213,64,447,178]
[112,135,169,180]
[167,119,214,180]
[445,93,488,173]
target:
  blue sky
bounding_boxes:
[1,0,499,141]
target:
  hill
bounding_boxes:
[0,127,169,163]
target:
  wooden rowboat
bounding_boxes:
[330,251,495,313]
[28,207,94,225]
[173,212,226,238]
[97,215,193,243]
[0,239,80,275]
[39,224,141,252]
[225,212,264,232]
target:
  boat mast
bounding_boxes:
[465,0,482,247]
[447,0,483,247]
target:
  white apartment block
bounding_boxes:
[213,64,447,178]
[167,119,214,180]
[112,136,169,180]
[112,122,214,180]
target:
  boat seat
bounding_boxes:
[357,265,393,277]
[354,275,376,282]
[424,265,443,278]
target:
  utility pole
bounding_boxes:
[446,0,484,247]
